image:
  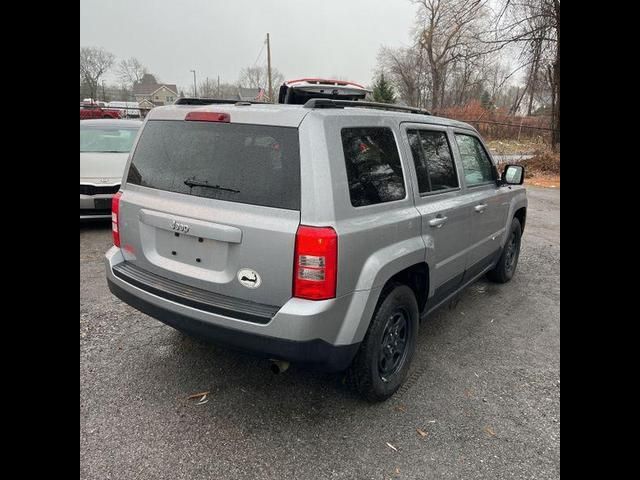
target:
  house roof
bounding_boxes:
[237,88,261,101]
[133,82,178,96]
[137,98,155,108]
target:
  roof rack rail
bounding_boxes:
[174,97,267,106]
[303,98,431,115]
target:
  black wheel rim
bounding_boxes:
[378,308,410,381]
[504,232,519,273]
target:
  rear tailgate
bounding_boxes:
[118,119,301,307]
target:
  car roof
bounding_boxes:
[80,119,143,128]
[148,102,477,131]
[306,105,477,131]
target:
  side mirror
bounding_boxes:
[502,164,525,185]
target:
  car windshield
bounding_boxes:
[80,125,140,153]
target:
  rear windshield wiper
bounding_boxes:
[184,177,240,194]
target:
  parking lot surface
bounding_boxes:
[80,186,559,480]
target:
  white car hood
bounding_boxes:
[80,151,129,184]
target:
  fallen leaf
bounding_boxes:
[187,391,210,400]
[395,468,401,474]
[386,442,398,452]
[416,428,428,437]
[395,405,407,413]
[484,426,496,437]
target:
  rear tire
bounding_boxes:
[487,217,522,283]
[347,284,419,402]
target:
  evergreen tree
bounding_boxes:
[372,73,396,104]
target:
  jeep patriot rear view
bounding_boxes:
[105,98,527,401]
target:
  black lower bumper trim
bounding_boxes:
[108,278,359,371]
[112,262,278,325]
[80,208,111,216]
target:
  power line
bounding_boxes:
[252,40,266,69]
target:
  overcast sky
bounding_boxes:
[80,0,418,91]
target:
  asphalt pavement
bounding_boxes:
[80,186,560,480]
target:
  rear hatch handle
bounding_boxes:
[139,209,242,244]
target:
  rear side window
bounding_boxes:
[454,134,496,186]
[341,127,405,207]
[127,120,300,210]
[407,130,458,193]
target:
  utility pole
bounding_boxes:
[217,75,220,98]
[190,69,197,97]
[266,33,272,103]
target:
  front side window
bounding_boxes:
[454,134,496,186]
[407,130,458,193]
[341,127,405,207]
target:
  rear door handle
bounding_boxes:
[474,204,488,213]
[428,216,448,228]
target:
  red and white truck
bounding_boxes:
[80,99,121,120]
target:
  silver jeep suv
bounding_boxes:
[105,98,527,401]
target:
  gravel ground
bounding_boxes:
[80,186,559,480]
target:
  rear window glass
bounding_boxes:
[341,127,405,207]
[127,120,300,210]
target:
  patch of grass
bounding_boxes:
[486,138,547,155]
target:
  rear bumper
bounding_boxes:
[105,247,371,371]
[107,279,358,370]
[80,192,115,219]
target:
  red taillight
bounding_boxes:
[112,191,122,247]
[185,111,230,122]
[293,225,337,301]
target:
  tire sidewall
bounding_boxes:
[504,218,522,280]
[366,285,419,399]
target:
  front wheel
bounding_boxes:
[347,284,419,402]
[487,217,522,283]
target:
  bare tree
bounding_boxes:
[490,0,560,147]
[117,57,148,87]
[198,77,222,98]
[188,78,239,99]
[414,0,489,112]
[377,47,426,108]
[80,47,115,100]
[445,47,489,107]
[238,66,284,101]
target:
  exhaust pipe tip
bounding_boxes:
[269,359,290,374]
